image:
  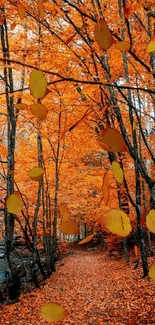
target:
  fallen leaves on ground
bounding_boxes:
[0,245,155,325]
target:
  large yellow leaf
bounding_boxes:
[29,69,47,99]
[41,303,69,322]
[29,167,44,181]
[37,0,45,20]
[30,104,47,120]
[112,161,123,184]
[6,193,22,214]
[146,209,155,233]
[146,33,155,53]
[148,264,155,280]
[78,234,94,245]
[98,209,132,237]
[59,219,79,235]
[98,126,127,153]
[18,4,26,20]
[59,204,69,222]
[115,41,131,52]
[94,19,114,50]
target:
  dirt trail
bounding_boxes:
[0,245,155,325]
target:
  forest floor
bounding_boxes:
[0,243,155,325]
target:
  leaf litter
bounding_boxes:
[0,244,155,325]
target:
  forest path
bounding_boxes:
[0,245,155,325]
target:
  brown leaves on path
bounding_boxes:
[0,246,155,325]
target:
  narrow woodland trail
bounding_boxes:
[0,245,155,325]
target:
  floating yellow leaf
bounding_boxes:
[6,193,22,214]
[148,264,155,280]
[41,303,69,323]
[29,69,47,99]
[146,33,155,53]
[18,4,26,20]
[59,204,69,222]
[99,126,127,153]
[78,234,94,245]
[98,209,132,237]
[30,103,47,120]
[115,41,131,52]
[29,167,44,181]
[14,103,28,110]
[37,0,45,20]
[112,161,123,184]
[146,209,155,233]
[59,219,79,235]
[94,19,114,50]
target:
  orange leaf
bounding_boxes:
[78,234,94,245]
[102,171,110,206]
[109,71,117,84]
[37,0,45,20]
[18,4,26,20]
[59,219,79,235]
[94,19,114,50]
[66,33,76,44]
[59,204,69,222]
[115,41,131,52]
[30,103,47,120]
[129,311,138,325]
[10,22,16,30]
[14,103,28,110]
[98,126,127,153]
[134,245,139,258]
